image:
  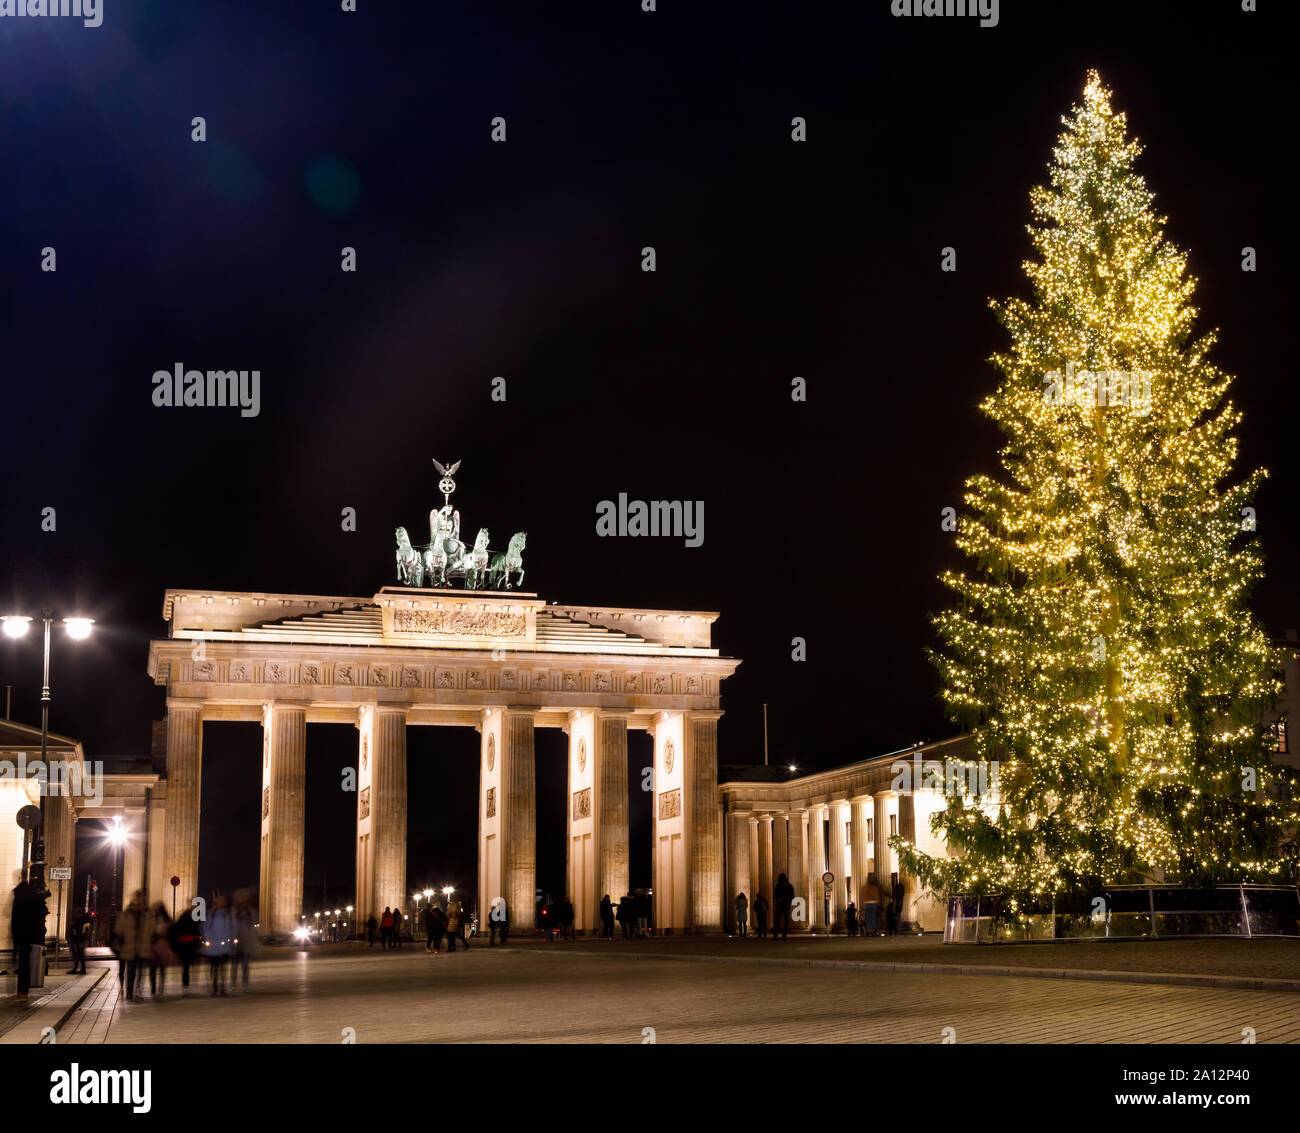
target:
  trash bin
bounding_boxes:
[29,944,46,988]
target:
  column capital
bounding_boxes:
[164,698,205,713]
[684,709,724,723]
[502,706,540,720]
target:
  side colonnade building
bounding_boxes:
[721,736,974,934]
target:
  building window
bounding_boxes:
[866,817,874,842]
[889,814,897,837]
[1269,716,1288,754]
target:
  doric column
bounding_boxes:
[747,816,760,908]
[873,793,892,896]
[726,811,751,930]
[806,804,826,931]
[146,786,169,908]
[502,709,537,933]
[595,712,630,924]
[850,797,871,907]
[831,802,850,931]
[259,703,307,936]
[123,809,146,900]
[787,811,808,931]
[757,815,773,909]
[898,792,918,931]
[162,704,202,906]
[771,813,788,895]
[371,707,407,926]
[685,712,722,931]
[43,784,73,938]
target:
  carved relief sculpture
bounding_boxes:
[573,787,591,820]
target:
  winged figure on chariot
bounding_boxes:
[394,458,525,591]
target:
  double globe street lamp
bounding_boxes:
[2,610,94,890]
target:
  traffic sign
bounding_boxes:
[49,866,72,881]
[821,871,834,885]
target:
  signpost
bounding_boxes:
[171,875,180,920]
[50,862,71,970]
[822,871,834,931]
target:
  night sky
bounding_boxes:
[2,2,1293,909]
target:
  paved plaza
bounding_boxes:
[11,938,1295,1044]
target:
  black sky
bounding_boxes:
[2,1,1295,906]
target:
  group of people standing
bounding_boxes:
[362,899,473,952]
[613,891,651,937]
[419,897,470,952]
[372,906,406,948]
[733,876,908,937]
[531,891,653,940]
[106,887,257,1000]
[733,873,797,938]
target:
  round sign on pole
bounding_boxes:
[170,876,180,889]
[821,871,834,885]
[16,805,42,831]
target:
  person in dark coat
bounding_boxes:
[773,873,795,939]
[167,904,196,989]
[558,896,574,941]
[391,907,404,948]
[616,893,632,938]
[634,890,650,936]
[488,897,509,945]
[380,906,394,948]
[445,899,467,951]
[753,892,769,938]
[862,880,882,936]
[168,901,203,990]
[366,914,378,946]
[9,879,48,1001]
[886,899,898,936]
[599,895,615,940]
[68,910,91,974]
[846,901,859,938]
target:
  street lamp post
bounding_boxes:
[2,611,94,893]
[107,816,127,919]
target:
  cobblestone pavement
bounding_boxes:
[561,931,1300,983]
[61,942,1300,1044]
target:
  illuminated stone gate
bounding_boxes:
[147,587,740,937]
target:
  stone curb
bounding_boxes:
[0,969,107,1045]
[559,948,1300,993]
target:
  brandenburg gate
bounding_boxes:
[146,586,740,937]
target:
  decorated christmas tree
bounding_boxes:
[899,71,1298,903]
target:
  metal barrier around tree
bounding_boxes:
[943,884,1300,943]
